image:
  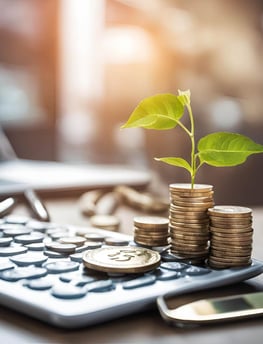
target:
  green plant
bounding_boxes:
[121,90,263,188]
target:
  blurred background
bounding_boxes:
[0,0,262,205]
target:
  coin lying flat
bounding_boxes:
[169,183,213,192]
[208,205,252,217]
[83,246,161,273]
[133,216,169,229]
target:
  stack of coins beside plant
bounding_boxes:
[121,90,263,265]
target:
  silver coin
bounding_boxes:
[83,246,161,273]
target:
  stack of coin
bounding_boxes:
[133,216,169,247]
[208,205,253,269]
[169,183,214,263]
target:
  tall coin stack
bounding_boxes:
[169,183,214,263]
[208,206,253,269]
[133,216,169,247]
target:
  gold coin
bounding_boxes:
[210,221,252,229]
[169,216,209,225]
[133,226,169,233]
[83,246,161,273]
[169,183,213,192]
[210,235,252,244]
[135,238,169,247]
[170,204,208,213]
[209,226,253,234]
[134,233,169,241]
[208,254,251,264]
[133,216,169,229]
[208,259,252,269]
[210,213,252,220]
[170,195,214,203]
[210,248,252,258]
[169,211,209,220]
[208,205,252,217]
[171,192,214,200]
[210,217,252,227]
[169,221,209,230]
[170,203,214,211]
[170,248,209,257]
[211,243,252,251]
[170,240,208,249]
[171,233,209,244]
[169,228,209,236]
[210,236,252,244]
[171,199,214,207]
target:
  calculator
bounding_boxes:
[0,215,263,328]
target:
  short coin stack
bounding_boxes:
[208,205,253,269]
[133,216,169,247]
[169,183,214,264]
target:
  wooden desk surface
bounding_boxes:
[1,197,263,344]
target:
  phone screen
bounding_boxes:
[211,298,252,313]
[194,293,263,315]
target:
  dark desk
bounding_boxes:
[1,198,263,344]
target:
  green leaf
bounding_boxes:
[178,89,191,106]
[121,94,184,130]
[198,132,263,167]
[155,157,193,174]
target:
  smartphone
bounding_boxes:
[157,291,263,325]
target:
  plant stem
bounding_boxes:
[186,104,196,188]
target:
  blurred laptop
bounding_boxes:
[0,127,150,197]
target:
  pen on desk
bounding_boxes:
[0,197,16,217]
[24,189,50,222]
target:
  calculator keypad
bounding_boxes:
[0,215,232,300]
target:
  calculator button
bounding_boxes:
[43,250,68,258]
[24,277,53,290]
[70,253,84,263]
[0,266,47,281]
[26,220,50,232]
[0,246,28,257]
[153,268,180,281]
[160,251,182,262]
[26,242,45,251]
[60,273,96,286]
[104,237,130,246]
[122,275,156,289]
[46,242,77,254]
[184,266,211,276]
[9,254,48,267]
[50,231,70,240]
[44,260,80,273]
[14,233,45,244]
[84,233,106,242]
[51,283,87,299]
[0,260,15,272]
[160,262,188,271]
[59,236,86,247]
[0,237,13,247]
[75,242,102,252]
[2,225,32,237]
[87,280,115,292]
[4,215,29,224]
